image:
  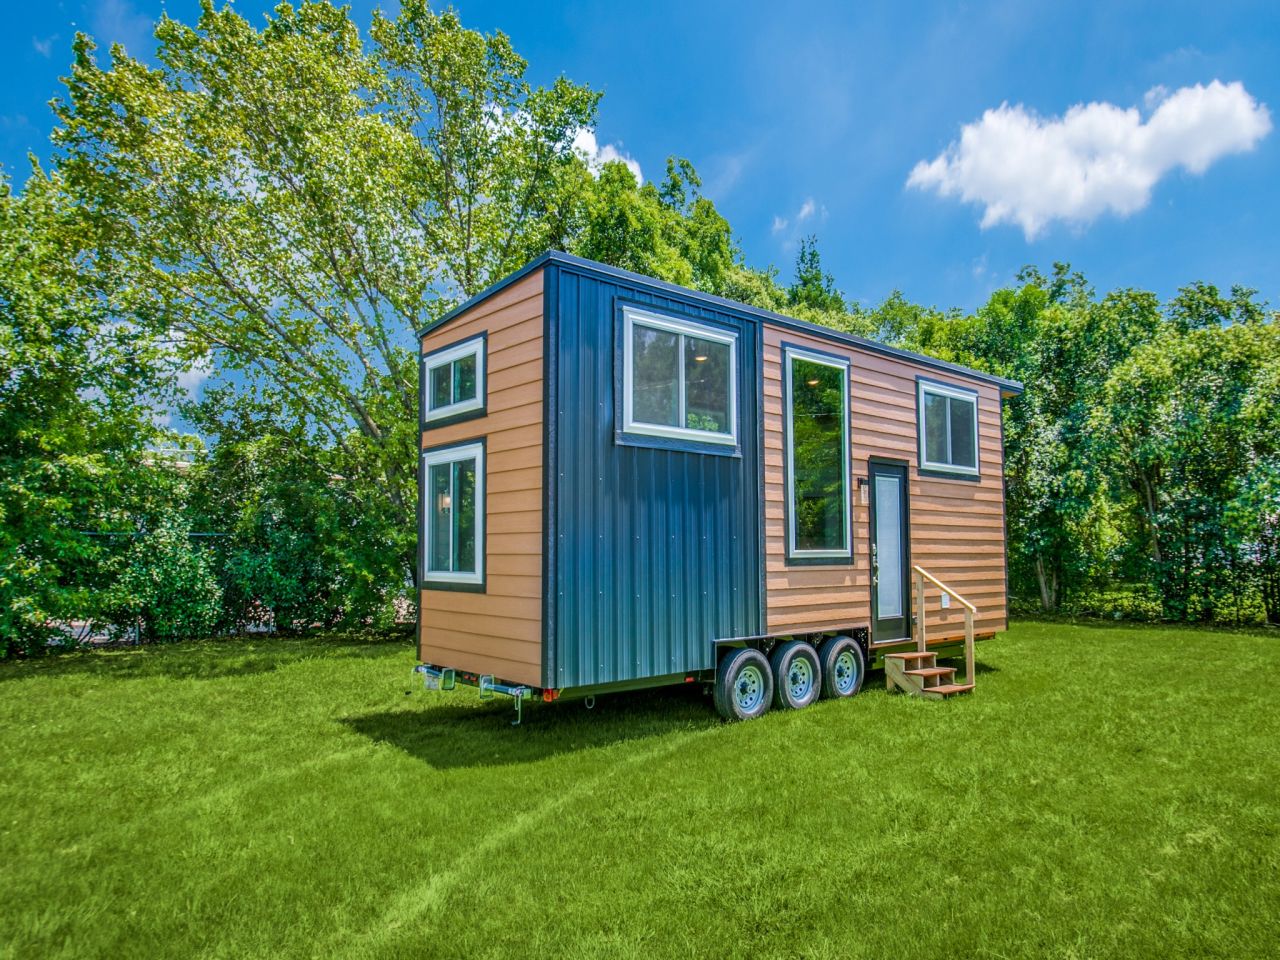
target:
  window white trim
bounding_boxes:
[917,379,980,476]
[621,305,738,447]
[784,346,851,559]
[423,337,485,423]
[421,441,485,585]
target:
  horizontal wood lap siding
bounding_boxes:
[418,269,544,687]
[763,325,1009,640]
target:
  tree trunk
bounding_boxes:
[1139,473,1162,565]
[1263,536,1280,626]
[1034,555,1059,612]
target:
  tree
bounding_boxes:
[572,157,736,292]
[1094,307,1280,620]
[52,0,600,587]
[185,385,408,631]
[788,236,845,314]
[0,172,178,653]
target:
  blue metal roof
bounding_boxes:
[418,250,1025,395]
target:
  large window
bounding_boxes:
[622,306,737,446]
[785,347,850,560]
[918,379,979,476]
[423,335,485,424]
[422,441,484,587]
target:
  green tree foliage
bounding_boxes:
[107,507,223,642]
[48,1,743,609]
[573,157,735,291]
[184,387,407,631]
[1094,315,1280,620]
[788,236,845,314]
[51,0,600,585]
[5,0,1278,648]
[0,173,183,653]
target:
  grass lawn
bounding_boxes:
[2,621,1278,959]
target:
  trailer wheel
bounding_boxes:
[769,641,822,710]
[818,635,865,699]
[713,647,773,721]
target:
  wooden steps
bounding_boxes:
[929,683,975,696]
[906,666,953,679]
[884,651,974,700]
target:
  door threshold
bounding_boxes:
[869,636,913,648]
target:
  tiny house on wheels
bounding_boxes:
[415,251,1022,721]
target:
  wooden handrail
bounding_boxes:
[911,565,977,612]
[911,566,976,689]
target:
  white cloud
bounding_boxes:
[704,151,750,199]
[771,196,825,240]
[572,127,643,184]
[32,35,56,58]
[907,80,1272,239]
[154,343,212,428]
[176,359,211,395]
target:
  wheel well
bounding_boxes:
[714,627,870,664]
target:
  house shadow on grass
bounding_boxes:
[342,684,720,770]
[932,658,1001,676]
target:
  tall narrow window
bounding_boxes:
[422,442,484,587]
[622,306,737,447]
[918,379,979,476]
[785,347,850,560]
[423,335,485,424]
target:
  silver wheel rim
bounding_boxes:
[787,656,815,701]
[734,664,766,713]
[833,650,858,694]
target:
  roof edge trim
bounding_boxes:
[417,250,1024,395]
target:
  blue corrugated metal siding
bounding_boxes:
[549,266,763,689]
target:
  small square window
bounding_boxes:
[622,306,737,448]
[423,335,485,424]
[421,441,484,588]
[918,379,980,477]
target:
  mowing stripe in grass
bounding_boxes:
[344,720,722,956]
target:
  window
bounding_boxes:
[785,347,851,560]
[423,335,485,423]
[622,306,737,446]
[918,379,979,476]
[422,442,484,587]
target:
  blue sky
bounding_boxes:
[4,0,1278,312]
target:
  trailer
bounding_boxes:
[416,251,1022,721]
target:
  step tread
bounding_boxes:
[906,666,955,678]
[929,683,975,696]
[885,652,936,662]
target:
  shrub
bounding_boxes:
[109,516,222,642]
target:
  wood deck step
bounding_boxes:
[906,667,954,679]
[885,652,936,662]
[928,683,975,696]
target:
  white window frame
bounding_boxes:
[784,346,852,560]
[918,379,980,476]
[423,337,485,423]
[621,305,738,447]
[421,441,485,585]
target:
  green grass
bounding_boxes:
[2,621,1278,959]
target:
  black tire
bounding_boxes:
[769,640,822,710]
[713,647,774,721]
[818,635,866,699]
